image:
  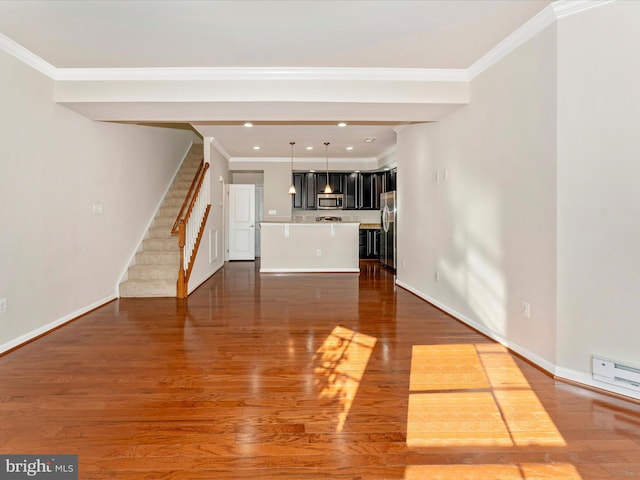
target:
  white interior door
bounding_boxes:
[228,184,256,260]
[255,185,264,257]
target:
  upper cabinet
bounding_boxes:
[386,169,396,192]
[344,173,359,210]
[291,172,319,209]
[293,168,396,211]
[316,173,344,194]
[291,173,304,209]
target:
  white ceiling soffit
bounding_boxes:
[0,0,614,160]
[0,1,550,70]
[0,1,613,80]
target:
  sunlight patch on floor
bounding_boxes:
[404,463,582,480]
[410,344,490,391]
[407,344,565,448]
[314,326,376,432]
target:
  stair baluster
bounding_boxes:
[174,162,211,298]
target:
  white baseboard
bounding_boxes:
[0,294,117,355]
[555,366,640,401]
[395,279,557,375]
[260,268,360,273]
[395,279,640,402]
[188,263,224,295]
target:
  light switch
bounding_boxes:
[268,209,277,215]
[92,203,103,215]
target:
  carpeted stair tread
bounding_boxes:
[119,279,175,297]
[127,264,177,281]
[119,143,202,298]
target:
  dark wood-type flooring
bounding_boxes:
[1,260,640,479]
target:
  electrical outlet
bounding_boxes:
[521,301,531,319]
[316,249,322,257]
[0,298,6,314]
[434,271,440,282]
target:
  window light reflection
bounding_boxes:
[407,344,565,448]
[314,326,376,432]
[404,463,582,480]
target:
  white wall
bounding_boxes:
[187,142,229,293]
[229,160,294,222]
[396,2,640,400]
[396,23,558,370]
[0,50,197,351]
[556,2,640,383]
[231,172,264,185]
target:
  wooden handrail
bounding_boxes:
[183,163,209,226]
[171,160,205,235]
[176,162,211,299]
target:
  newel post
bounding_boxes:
[177,220,187,299]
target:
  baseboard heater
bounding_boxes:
[592,356,640,393]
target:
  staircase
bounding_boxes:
[119,144,204,297]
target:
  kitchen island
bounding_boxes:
[260,222,360,273]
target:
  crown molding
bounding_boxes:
[468,4,557,79]
[469,0,616,80]
[53,67,468,82]
[1,1,616,84]
[0,32,57,78]
[552,0,616,19]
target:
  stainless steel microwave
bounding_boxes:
[317,193,344,210]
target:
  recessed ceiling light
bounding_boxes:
[354,170,361,173]
[252,146,260,150]
[244,122,254,128]
[306,146,313,150]
[309,169,316,173]
[337,122,347,127]
[346,146,354,151]
[363,137,376,143]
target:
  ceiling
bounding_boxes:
[0,0,550,161]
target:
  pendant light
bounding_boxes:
[323,142,332,194]
[288,141,297,195]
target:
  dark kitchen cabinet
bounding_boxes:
[316,172,343,194]
[294,168,396,210]
[358,229,367,258]
[291,172,318,209]
[359,173,376,210]
[304,172,317,209]
[360,172,385,210]
[291,173,304,209]
[344,172,359,209]
[374,172,385,208]
[359,228,380,259]
[386,168,397,192]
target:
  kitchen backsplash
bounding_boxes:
[292,210,381,224]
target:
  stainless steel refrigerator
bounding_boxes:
[380,191,396,271]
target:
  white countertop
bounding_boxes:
[260,221,360,225]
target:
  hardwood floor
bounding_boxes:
[1,260,640,479]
